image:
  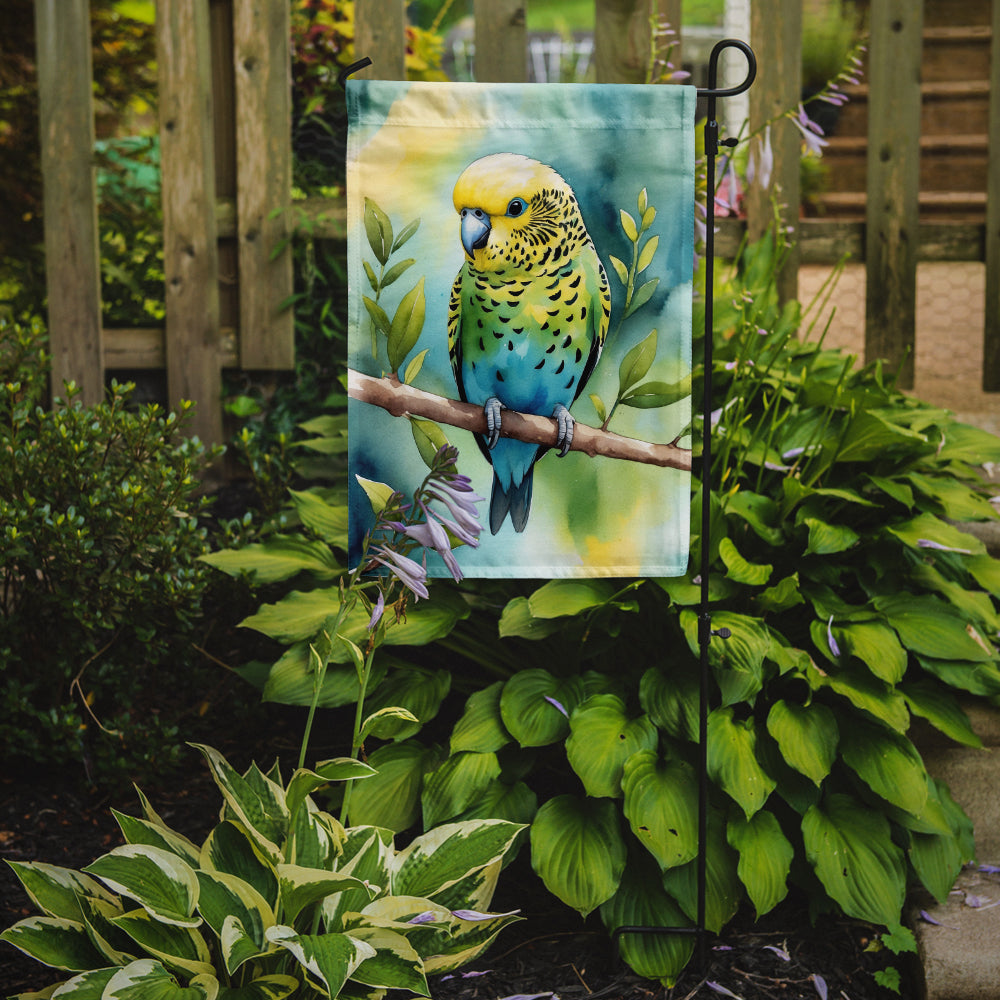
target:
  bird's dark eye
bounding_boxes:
[506,198,527,218]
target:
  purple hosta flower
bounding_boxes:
[367,590,385,631]
[763,944,790,962]
[791,104,829,156]
[441,970,493,981]
[715,157,741,215]
[407,911,438,925]
[979,864,1000,874]
[497,994,557,1000]
[451,908,521,921]
[827,615,842,658]
[917,538,973,555]
[811,974,828,1000]
[747,124,774,190]
[544,695,569,718]
[706,983,742,999]
[371,545,429,600]
[391,504,464,581]
[424,480,484,542]
[919,909,958,929]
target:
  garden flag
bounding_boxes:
[346,80,695,578]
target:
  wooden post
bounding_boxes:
[983,0,1000,390]
[746,0,801,305]
[474,0,526,83]
[594,0,656,84]
[34,0,104,405]
[157,0,223,444]
[864,0,923,389]
[233,0,294,369]
[354,0,406,80]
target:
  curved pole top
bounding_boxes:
[696,39,756,99]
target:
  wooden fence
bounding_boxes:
[33,0,1000,444]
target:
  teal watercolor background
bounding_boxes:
[347,80,695,577]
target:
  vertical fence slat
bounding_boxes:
[157,0,222,444]
[746,0,801,304]
[983,0,1000,390]
[34,0,103,405]
[594,0,657,84]
[233,0,294,369]
[864,0,923,389]
[474,0,526,82]
[354,0,406,80]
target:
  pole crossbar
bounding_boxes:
[341,41,758,975]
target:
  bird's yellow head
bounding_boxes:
[452,153,590,275]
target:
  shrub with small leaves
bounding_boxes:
[0,317,220,783]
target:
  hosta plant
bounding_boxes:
[1,744,523,999]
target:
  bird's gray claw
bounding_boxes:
[554,403,574,457]
[485,396,503,450]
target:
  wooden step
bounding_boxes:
[832,80,991,137]
[813,190,987,222]
[922,25,992,83]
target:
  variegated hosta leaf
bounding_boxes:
[426,859,501,915]
[265,925,376,998]
[102,958,218,999]
[529,795,626,917]
[391,820,524,901]
[214,974,300,999]
[4,861,117,922]
[200,822,278,911]
[47,966,118,997]
[765,700,838,786]
[112,810,201,868]
[83,845,200,928]
[323,829,393,931]
[600,853,694,987]
[288,802,344,870]
[661,810,742,934]
[802,793,906,926]
[621,751,699,871]
[345,926,429,995]
[191,745,287,863]
[195,871,274,974]
[111,908,214,978]
[276,864,375,925]
[77,894,136,966]
[0,916,107,972]
[565,695,658,799]
[706,707,776,819]
[422,907,522,975]
[450,681,511,754]
[727,810,793,918]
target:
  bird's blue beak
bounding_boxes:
[460,208,491,258]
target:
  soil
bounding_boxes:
[0,743,913,1000]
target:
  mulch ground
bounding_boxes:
[1,739,913,1000]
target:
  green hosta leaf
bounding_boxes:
[727,811,793,918]
[453,779,538,827]
[83,846,200,928]
[874,594,995,662]
[277,865,374,925]
[346,926,428,994]
[803,517,859,556]
[362,667,451,740]
[103,959,217,999]
[530,795,626,917]
[839,718,928,816]
[802,793,906,926]
[360,706,421,742]
[191,746,287,863]
[241,589,342,645]
[835,410,927,463]
[621,751,698,871]
[901,680,982,748]
[756,573,804,614]
[387,277,426,373]
[886,511,985,556]
[287,489,348,545]
[0,916,107,971]
[639,664,699,742]
[499,670,584,747]
[600,853,694,987]
[497,596,564,639]
[409,416,449,469]
[916,655,1000,697]
[285,759,376,821]
[393,819,524,901]
[111,909,214,978]
[526,579,616,618]
[660,810,741,933]
[5,862,118,923]
[266,926,375,998]
[200,822,278,910]
[718,536,772,586]
[809,661,910,732]
[833,621,908,684]
[725,490,784,546]
[216,975,299,1000]
[200,536,340,584]
[765,701,838,786]
[618,329,657,395]
[421,751,502,828]
[680,610,770,706]
[967,553,1000,597]
[566,695,657,798]
[707,707,776,819]
[260,644,381,709]
[907,472,998,521]
[347,740,441,832]
[909,826,966,905]
[451,682,511,754]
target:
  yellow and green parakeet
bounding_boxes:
[448,153,611,534]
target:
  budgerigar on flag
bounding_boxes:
[347,81,695,578]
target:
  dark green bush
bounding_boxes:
[0,317,220,783]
